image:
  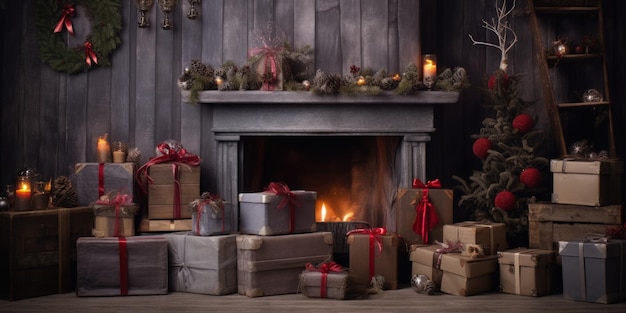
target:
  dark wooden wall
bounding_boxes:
[1,0,625,197]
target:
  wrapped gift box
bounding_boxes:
[409,244,445,287]
[237,232,333,297]
[92,203,139,237]
[238,190,316,236]
[74,163,136,206]
[347,230,398,290]
[443,221,507,255]
[498,248,557,296]
[76,236,168,296]
[559,239,626,304]
[439,253,499,296]
[190,199,232,236]
[164,232,237,295]
[551,158,623,206]
[0,207,93,300]
[394,187,453,244]
[147,162,200,220]
[299,264,350,299]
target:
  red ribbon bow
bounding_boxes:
[265,182,297,233]
[84,41,98,67]
[305,261,343,298]
[96,192,133,237]
[135,142,202,219]
[346,227,387,281]
[195,195,226,235]
[411,178,442,244]
[54,4,76,35]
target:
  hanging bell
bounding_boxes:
[187,0,200,19]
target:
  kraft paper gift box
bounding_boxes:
[550,158,623,206]
[559,239,626,304]
[76,236,168,296]
[147,162,200,219]
[439,253,499,296]
[190,198,232,236]
[443,221,508,255]
[74,163,136,206]
[92,202,140,237]
[237,232,333,297]
[298,262,350,299]
[238,190,316,236]
[163,232,237,295]
[347,230,398,290]
[409,244,445,287]
[395,186,453,244]
[1,207,93,300]
[497,248,557,296]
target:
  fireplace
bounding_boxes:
[184,90,459,231]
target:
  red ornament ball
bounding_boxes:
[473,138,492,158]
[495,191,516,211]
[520,167,542,188]
[513,114,534,134]
[488,72,510,90]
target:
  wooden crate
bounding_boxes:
[147,163,200,219]
[528,202,625,251]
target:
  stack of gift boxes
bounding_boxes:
[528,158,626,304]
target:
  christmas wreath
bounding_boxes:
[35,0,122,74]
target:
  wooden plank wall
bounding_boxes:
[1,0,625,200]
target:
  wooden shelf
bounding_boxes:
[557,100,609,108]
[181,90,460,105]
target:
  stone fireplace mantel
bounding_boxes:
[182,90,459,230]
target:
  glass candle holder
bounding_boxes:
[15,176,32,211]
[33,181,50,210]
[112,141,128,163]
[422,54,437,90]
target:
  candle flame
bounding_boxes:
[45,179,52,192]
[321,203,327,222]
[20,182,30,191]
[98,133,109,145]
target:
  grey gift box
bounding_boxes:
[559,239,626,304]
[190,200,232,236]
[238,191,316,235]
[74,163,136,206]
[163,232,237,295]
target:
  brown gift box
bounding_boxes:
[443,221,508,255]
[0,207,93,300]
[74,163,136,206]
[147,162,200,219]
[76,236,168,296]
[497,248,557,297]
[395,187,453,244]
[237,232,333,297]
[551,158,623,206]
[409,244,444,286]
[299,270,350,299]
[439,253,499,296]
[92,203,139,237]
[347,231,398,290]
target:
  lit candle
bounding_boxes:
[112,141,128,163]
[215,76,224,87]
[15,181,31,211]
[356,76,366,86]
[97,133,112,163]
[392,73,401,81]
[422,54,437,89]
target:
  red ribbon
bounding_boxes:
[347,228,386,281]
[84,41,98,67]
[195,196,225,235]
[54,4,75,35]
[265,182,297,233]
[135,142,201,219]
[411,178,442,244]
[305,261,343,298]
[96,193,133,236]
[117,237,129,295]
[249,46,280,90]
[98,163,105,198]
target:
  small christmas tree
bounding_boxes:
[453,0,550,248]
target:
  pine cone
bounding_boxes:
[51,176,78,208]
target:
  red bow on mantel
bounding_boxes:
[84,41,98,67]
[411,178,442,244]
[265,182,298,233]
[305,261,344,298]
[54,4,76,35]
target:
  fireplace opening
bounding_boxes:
[242,136,402,228]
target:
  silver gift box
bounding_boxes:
[238,191,316,236]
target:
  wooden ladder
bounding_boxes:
[528,0,616,157]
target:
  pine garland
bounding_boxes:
[35,0,122,74]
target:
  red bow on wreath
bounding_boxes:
[54,4,76,35]
[84,41,98,67]
[411,178,442,244]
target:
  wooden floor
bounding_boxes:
[2,288,626,313]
